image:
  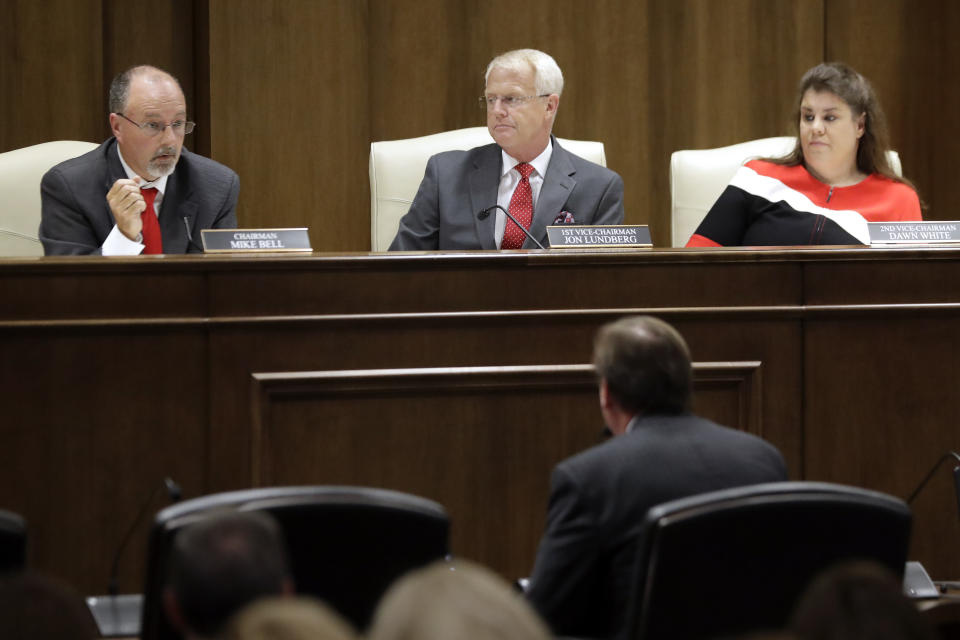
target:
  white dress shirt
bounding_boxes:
[101,147,172,256]
[495,140,553,248]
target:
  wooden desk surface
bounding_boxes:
[2,247,959,594]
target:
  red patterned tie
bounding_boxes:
[140,187,162,255]
[502,163,534,250]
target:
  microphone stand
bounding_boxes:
[906,451,960,505]
[476,205,546,250]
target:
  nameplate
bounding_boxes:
[869,222,960,245]
[201,228,312,253]
[546,225,652,249]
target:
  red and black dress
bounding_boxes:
[686,160,922,247]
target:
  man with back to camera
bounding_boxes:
[525,316,788,638]
[388,49,624,250]
[164,510,293,639]
[39,65,238,255]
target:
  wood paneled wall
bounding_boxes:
[825,0,960,218]
[2,1,957,248]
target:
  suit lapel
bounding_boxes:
[469,144,502,251]
[527,138,576,249]
[104,141,127,227]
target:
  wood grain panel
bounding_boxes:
[644,0,824,246]
[247,362,763,578]
[0,328,208,593]
[805,315,960,577]
[1,248,957,591]
[805,256,960,306]
[102,0,198,150]
[202,253,802,316]
[206,0,369,248]
[826,0,960,221]
[367,1,478,141]
[0,0,105,151]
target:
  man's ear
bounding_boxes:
[600,378,618,413]
[547,93,560,114]
[109,113,123,141]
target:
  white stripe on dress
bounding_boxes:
[730,165,870,244]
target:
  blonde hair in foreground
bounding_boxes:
[218,596,357,640]
[368,559,552,640]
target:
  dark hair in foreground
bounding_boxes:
[0,572,99,640]
[771,62,919,194]
[167,509,291,636]
[593,315,692,416]
[789,561,937,640]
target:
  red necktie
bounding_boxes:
[140,187,162,255]
[502,163,534,249]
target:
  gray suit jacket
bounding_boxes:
[39,138,239,255]
[389,137,624,250]
[525,414,788,638]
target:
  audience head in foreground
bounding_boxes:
[368,559,551,640]
[218,596,357,640]
[388,48,624,251]
[525,315,788,638]
[165,510,293,639]
[592,313,693,433]
[789,561,938,640]
[686,61,922,248]
[0,571,99,640]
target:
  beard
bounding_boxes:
[147,146,180,179]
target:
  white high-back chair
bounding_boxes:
[669,136,903,247]
[0,140,99,256]
[369,127,607,251]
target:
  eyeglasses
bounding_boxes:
[478,94,549,110]
[116,113,196,136]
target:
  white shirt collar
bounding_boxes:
[116,144,170,194]
[500,138,553,180]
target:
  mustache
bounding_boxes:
[152,146,178,159]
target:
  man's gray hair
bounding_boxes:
[485,49,564,96]
[108,65,181,114]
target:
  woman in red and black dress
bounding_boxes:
[687,62,922,247]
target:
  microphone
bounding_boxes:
[476,205,546,250]
[107,477,182,596]
[182,217,203,252]
[906,451,960,506]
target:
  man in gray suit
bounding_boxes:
[40,65,238,255]
[525,316,788,638]
[389,49,624,251]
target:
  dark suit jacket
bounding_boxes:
[388,137,624,250]
[525,414,788,638]
[39,138,238,255]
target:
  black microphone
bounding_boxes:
[182,217,203,252]
[906,451,960,506]
[107,477,182,596]
[476,205,546,250]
